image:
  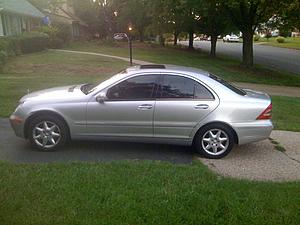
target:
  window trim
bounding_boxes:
[155,73,215,101]
[105,74,161,102]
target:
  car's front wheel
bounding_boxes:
[194,124,234,159]
[28,115,68,151]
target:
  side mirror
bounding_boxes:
[96,93,107,104]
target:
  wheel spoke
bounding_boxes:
[43,122,49,130]
[51,132,60,137]
[213,146,218,153]
[219,137,228,142]
[33,134,42,140]
[216,130,221,138]
[42,137,48,146]
[50,138,56,145]
[36,127,44,133]
[220,143,226,150]
[203,138,211,142]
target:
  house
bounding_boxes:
[0,0,44,36]
[43,2,89,39]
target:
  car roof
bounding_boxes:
[126,64,210,78]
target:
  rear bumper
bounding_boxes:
[231,120,273,145]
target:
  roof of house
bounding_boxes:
[0,0,45,18]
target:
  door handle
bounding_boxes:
[194,104,209,110]
[138,104,153,110]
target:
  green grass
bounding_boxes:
[0,51,128,117]
[0,50,299,131]
[256,37,300,50]
[272,96,300,132]
[0,160,299,225]
[65,41,300,86]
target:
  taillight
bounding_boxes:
[257,103,272,120]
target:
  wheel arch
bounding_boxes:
[192,121,239,145]
[24,110,71,139]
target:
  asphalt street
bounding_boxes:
[180,41,300,75]
[0,118,193,164]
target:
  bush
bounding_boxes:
[19,32,49,53]
[253,35,260,42]
[39,23,72,48]
[0,32,49,72]
[276,36,285,43]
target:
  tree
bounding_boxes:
[197,0,234,57]
[112,0,151,42]
[223,0,286,67]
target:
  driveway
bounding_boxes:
[1,118,300,181]
[0,118,193,164]
[179,41,300,75]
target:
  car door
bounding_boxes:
[86,74,159,138]
[154,74,219,139]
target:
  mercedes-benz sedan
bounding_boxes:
[10,65,273,159]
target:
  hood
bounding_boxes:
[20,85,85,103]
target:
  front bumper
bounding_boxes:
[231,120,273,145]
[9,114,25,138]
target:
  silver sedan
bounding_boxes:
[10,65,273,159]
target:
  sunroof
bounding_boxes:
[140,65,166,69]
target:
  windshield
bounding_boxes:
[209,74,246,96]
[80,70,128,95]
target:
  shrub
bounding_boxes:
[39,23,72,48]
[19,32,49,53]
[276,36,285,43]
[0,32,49,72]
[253,35,260,42]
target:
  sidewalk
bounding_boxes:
[54,49,300,98]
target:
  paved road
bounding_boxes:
[0,119,193,164]
[180,41,300,75]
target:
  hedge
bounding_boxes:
[0,32,49,72]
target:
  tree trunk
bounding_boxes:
[188,29,194,49]
[139,30,144,42]
[210,34,218,57]
[159,34,165,46]
[242,29,254,67]
[173,31,179,46]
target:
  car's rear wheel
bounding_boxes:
[28,115,68,151]
[194,124,234,159]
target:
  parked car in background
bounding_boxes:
[10,65,273,159]
[223,34,240,42]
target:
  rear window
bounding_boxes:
[209,74,246,96]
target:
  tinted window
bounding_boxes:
[107,75,158,100]
[159,75,214,100]
[209,74,246,96]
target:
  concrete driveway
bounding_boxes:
[180,41,300,75]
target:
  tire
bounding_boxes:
[28,115,68,151]
[194,124,234,159]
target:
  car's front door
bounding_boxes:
[154,74,219,139]
[86,74,159,138]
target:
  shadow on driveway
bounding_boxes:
[0,119,194,164]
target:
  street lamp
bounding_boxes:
[113,26,134,66]
[128,26,133,66]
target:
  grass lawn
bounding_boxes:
[0,160,299,225]
[0,50,299,132]
[256,37,300,50]
[65,41,300,86]
[272,96,300,132]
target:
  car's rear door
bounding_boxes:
[86,74,160,138]
[154,74,219,139]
